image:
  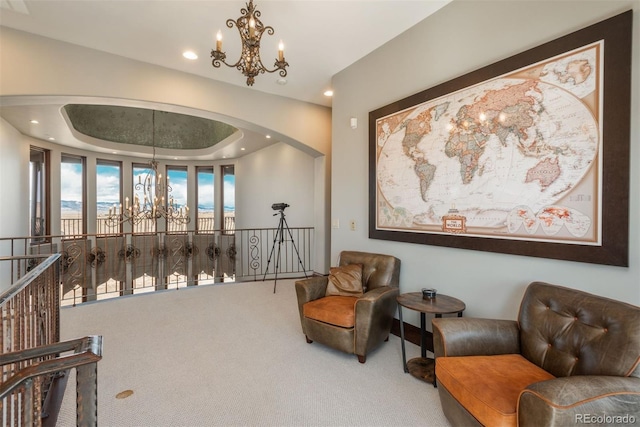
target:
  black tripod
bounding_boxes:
[263,208,307,293]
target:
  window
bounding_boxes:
[222,165,235,233]
[132,163,156,233]
[166,166,188,233]
[60,154,86,237]
[196,167,214,233]
[96,160,122,235]
[29,147,49,241]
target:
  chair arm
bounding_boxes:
[295,276,328,305]
[432,317,520,358]
[356,286,398,310]
[354,286,399,355]
[518,376,640,427]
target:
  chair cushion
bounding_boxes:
[436,354,555,427]
[325,263,364,297]
[303,296,359,328]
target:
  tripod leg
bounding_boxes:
[273,234,282,293]
[262,216,284,281]
[282,217,308,279]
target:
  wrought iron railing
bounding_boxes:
[60,215,236,237]
[0,255,61,426]
[0,336,102,427]
[0,255,103,426]
[236,227,313,281]
[0,254,61,355]
[1,225,313,306]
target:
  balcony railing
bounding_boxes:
[236,227,312,281]
[1,224,313,306]
[60,215,236,237]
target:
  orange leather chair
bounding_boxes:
[433,282,640,427]
[295,251,400,363]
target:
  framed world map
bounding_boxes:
[369,10,631,266]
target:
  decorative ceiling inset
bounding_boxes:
[64,105,238,150]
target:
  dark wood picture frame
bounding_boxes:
[369,10,631,267]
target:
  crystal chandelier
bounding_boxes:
[211,0,289,86]
[104,111,191,228]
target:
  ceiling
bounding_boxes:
[0,0,449,159]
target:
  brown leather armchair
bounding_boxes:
[432,281,640,427]
[295,251,400,363]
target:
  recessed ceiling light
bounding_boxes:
[183,51,198,60]
[112,151,118,154]
[30,119,39,124]
[324,90,334,97]
[241,147,246,151]
[266,135,271,139]
[48,137,55,141]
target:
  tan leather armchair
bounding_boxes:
[295,251,400,363]
[433,281,640,427]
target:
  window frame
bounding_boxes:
[29,146,50,242]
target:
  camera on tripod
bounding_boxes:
[264,201,307,292]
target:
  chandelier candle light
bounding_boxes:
[211,0,289,86]
[104,111,191,228]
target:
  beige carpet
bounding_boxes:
[57,279,451,427]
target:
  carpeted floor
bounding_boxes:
[57,279,451,427]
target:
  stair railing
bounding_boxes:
[0,336,102,426]
[0,254,103,426]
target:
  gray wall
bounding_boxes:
[331,0,640,321]
[237,142,315,230]
[0,119,30,290]
[0,118,29,239]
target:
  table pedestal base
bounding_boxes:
[397,292,465,389]
[407,357,436,386]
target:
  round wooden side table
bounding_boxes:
[397,292,465,386]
